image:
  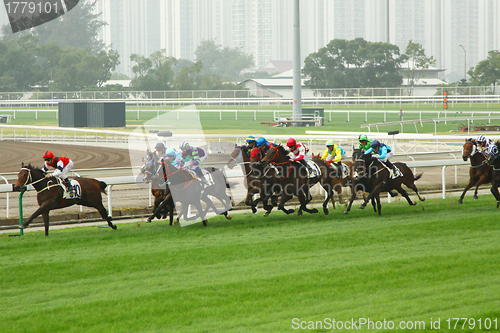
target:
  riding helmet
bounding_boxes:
[476,135,486,143]
[325,140,335,147]
[286,138,296,147]
[370,140,381,148]
[358,134,368,141]
[180,141,190,151]
[155,142,165,151]
[256,137,267,147]
[43,151,54,160]
[165,148,176,155]
[246,136,256,143]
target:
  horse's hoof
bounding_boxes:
[473,196,478,200]
[457,199,463,205]
[286,209,295,215]
[311,209,319,214]
[359,205,366,209]
[202,220,208,226]
[411,202,417,206]
[251,207,257,214]
[297,211,303,216]
[497,201,500,208]
[226,215,232,220]
[263,212,269,217]
[146,218,152,223]
[323,208,329,215]
[343,210,349,214]
[111,224,117,230]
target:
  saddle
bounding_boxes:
[57,178,81,199]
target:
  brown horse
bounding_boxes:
[260,145,339,216]
[311,152,354,206]
[458,138,492,204]
[227,145,279,213]
[345,151,425,215]
[13,163,117,236]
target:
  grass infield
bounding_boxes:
[1,195,499,332]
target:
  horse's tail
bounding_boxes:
[98,180,108,194]
[414,173,423,181]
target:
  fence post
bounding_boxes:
[18,190,26,236]
[442,166,447,199]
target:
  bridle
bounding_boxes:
[463,140,477,157]
[19,168,46,188]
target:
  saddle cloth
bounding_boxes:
[306,161,321,178]
[341,163,350,179]
[59,179,81,199]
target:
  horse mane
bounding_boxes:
[24,163,44,173]
[241,145,249,153]
[276,144,288,155]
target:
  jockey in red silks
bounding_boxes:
[286,137,312,176]
[42,151,75,193]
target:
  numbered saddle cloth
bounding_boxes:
[60,179,81,199]
[306,161,321,178]
[341,163,350,179]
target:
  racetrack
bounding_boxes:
[0,141,142,172]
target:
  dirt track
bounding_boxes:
[0,141,142,172]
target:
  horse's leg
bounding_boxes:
[409,183,426,201]
[299,185,319,215]
[490,180,500,207]
[473,174,490,200]
[376,194,382,215]
[394,183,416,206]
[360,183,384,209]
[148,195,169,222]
[42,212,50,236]
[93,201,117,230]
[21,202,53,230]
[321,183,333,215]
[344,183,361,214]
[277,187,295,215]
[458,176,478,204]
[371,197,377,213]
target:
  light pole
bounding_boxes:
[459,44,466,81]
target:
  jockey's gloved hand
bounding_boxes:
[45,174,51,178]
[373,154,380,159]
[192,160,199,167]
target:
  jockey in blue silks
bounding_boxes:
[364,140,401,178]
[163,147,183,169]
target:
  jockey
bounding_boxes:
[42,151,75,193]
[477,135,494,153]
[321,140,346,164]
[154,142,167,160]
[163,147,183,169]
[179,141,208,181]
[364,140,401,178]
[252,137,273,162]
[246,136,257,150]
[358,134,373,152]
[286,137,312,176]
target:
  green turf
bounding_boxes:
[3,103,500,135]
[1,195,499,332]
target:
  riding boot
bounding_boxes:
[194,167,209,187]
[384,160,400,178]
[63,178,74,194]
[298,160,312,177]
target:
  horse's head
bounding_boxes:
[13,163,45,191]
[352,152,376,180]
[352,148,364,162]
[462,139,477,161]
[227,145,245,169]
[141,152,158,182]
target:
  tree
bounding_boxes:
[403,40,436,87]
[468,50,500,87]
[303,38,404,90]
[130,50,176,91]
[51,47,119,91]
[2,0,106,53]
[195,40,254,81]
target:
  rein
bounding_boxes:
[162,162,195,189]
[264,148,292,180]
[20,168,63,193]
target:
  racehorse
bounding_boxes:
[344,150,425,215]
[485,140,500,207]
[13,163,117,236]
[260,145,337,216]
[140,152,175,225]
[457,138,492,204]
[227,145,279,213]
[310,152,354,206]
